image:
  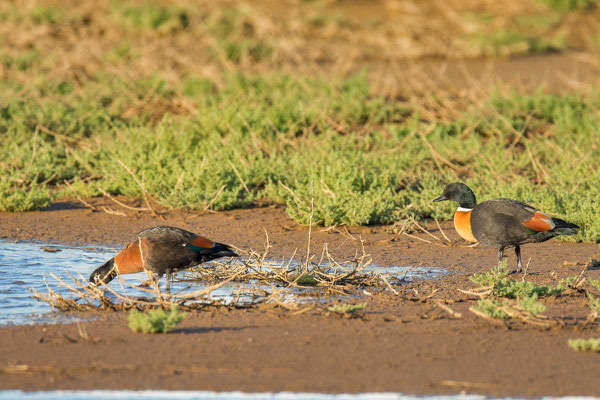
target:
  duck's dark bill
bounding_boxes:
[433,194,446,202]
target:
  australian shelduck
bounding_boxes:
[434,182,579,273]
[89,226,237,290]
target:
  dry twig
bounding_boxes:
[204,184,227,212]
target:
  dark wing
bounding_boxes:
[135,225,235,274]
[483,199,536,219]
[137,226,214,273]
[137,225,199,242]
[481,199,558,231]
[471,199,535,246]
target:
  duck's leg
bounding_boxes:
[497,248,505,268]
[514,245,523,274]
[141,269,160,288]
[165,269,172,292]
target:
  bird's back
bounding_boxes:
[138,226,199,244]
[136,226,215,273]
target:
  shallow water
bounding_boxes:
[0,241,446,326]
[0,390,596,400]
[0,241,116,326]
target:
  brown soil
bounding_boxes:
[1,199,600,396]
[371,52,600,94]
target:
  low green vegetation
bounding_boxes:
[494,280,566,299]
[0,181,52,212]
[539,0,597,12]
[589,278,600,293]
[470,264,571,298]
[128,305,187,333]
[1,72,600,240]
[587,293,600,314]
[474,299,510,319]
[297,273,318,286]
[519,294,548,315]
[469,262,511,287]
[328,302,367,315]
[29,5,63,24]
[1,1,600,240]
[473,31,567,57]
[568,338,600,352]
[474,294,546,319]
[468,264,573,324]
[113,1,190,32]
[465,3,575,57]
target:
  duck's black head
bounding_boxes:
[89,258,118,286]
[433,182,477,209]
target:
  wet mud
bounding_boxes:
[1,198,600,396]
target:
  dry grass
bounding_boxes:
[180,235,402,292]
[29,270,244,312]
[1,0,598,91]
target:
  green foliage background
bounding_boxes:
[1,0,599,241]
[2,72,599,239]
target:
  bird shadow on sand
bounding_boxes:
[171,325,258,334]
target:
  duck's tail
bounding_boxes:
[89,258,118,285]
[551,218,580,236]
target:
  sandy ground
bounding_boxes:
[1,197,600,397]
